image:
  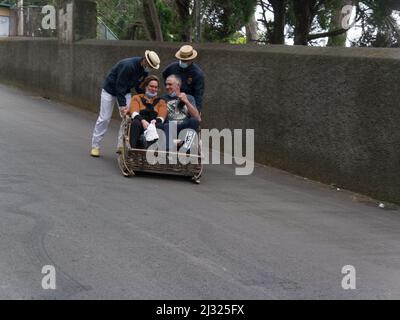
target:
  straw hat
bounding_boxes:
[145,50,160,69]
[175,45,198,61]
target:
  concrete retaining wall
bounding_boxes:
[0,38,399,204]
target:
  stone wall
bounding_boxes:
[0,38,399,203]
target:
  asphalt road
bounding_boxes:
[0,83,400,300]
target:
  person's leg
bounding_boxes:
[163,122,169,151]
[177,118,200,153]
[129,118,144,148]
[163,121,180,151]
[185,118,200,131]
[91,89,116,149]
[117,93,132,150]
[176,118,199,132]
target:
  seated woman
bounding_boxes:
[128,75,167,148]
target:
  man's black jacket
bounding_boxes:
[103,57,148,107]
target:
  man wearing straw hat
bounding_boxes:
[162,45,205,112]
[90,50,161,157]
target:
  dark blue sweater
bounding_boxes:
[103,57,148,107]
[162,62,205,111]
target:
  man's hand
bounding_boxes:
[177,93,201,121]
[177,92,189,104]
[142,119,149,130]
[119,106,129,116]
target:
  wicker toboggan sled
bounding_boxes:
[117,117,203,184]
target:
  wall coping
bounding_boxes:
[1,37,400,61]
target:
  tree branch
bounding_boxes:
[307,27,348,40]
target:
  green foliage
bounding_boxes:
[228,31,247,44]
[156,0,175,41]
[201,0,258,42]
[9,0,393,47]
[259,0,400,47]
[352,0,399,47]
[2,0,58,6]
[96,0,142,40]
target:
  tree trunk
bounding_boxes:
[246,13,258,43]
[144,0,163,41]
[327,0,354,46]
[292,0,317,45]
[175,0,192,42]
[193,0,201,42]
[270,0,287,44]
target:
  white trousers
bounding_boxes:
[91,89,131,149]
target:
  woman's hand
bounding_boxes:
[142,120,149,130]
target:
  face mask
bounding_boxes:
[169,92,177,98]
[145,91,157,98]
[179,60,189,69]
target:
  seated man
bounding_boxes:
[162,75,201,152]
[129,75,167,149]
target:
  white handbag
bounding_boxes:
[144,123,159,142]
